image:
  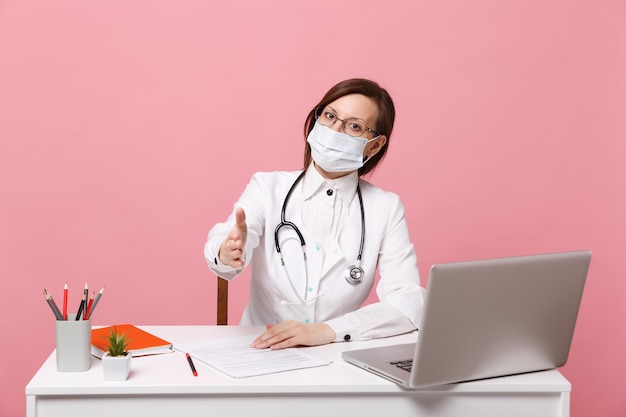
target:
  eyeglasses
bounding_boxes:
[315,107,380,138]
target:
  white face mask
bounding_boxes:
[306,122,377,173]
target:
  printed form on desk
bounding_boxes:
[176,335,331,378]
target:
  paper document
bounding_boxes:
[176,335,331,378]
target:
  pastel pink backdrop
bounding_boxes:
[1,1,625,416]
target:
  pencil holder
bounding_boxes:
[55,314,92,372]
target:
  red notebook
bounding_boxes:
[91,324,174,358]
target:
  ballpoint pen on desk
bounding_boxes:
[186,353,198,377]
[43,289,63,320]
[75,283,88,320]
[62,282,68,320]
[86,287,104,319]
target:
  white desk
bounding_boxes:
[26,325,571,417]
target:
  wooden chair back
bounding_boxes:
[217,276,229,325]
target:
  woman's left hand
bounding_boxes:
[250,321,336,350]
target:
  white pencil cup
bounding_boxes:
[55,314,92,372]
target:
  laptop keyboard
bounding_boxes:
[390,359,413,372]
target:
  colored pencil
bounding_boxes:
[75,283,88,320]
[43,289,63,320]
[84,291,95,320]
[62,282,68,320]
[87,287,105,319]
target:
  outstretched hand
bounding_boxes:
[218,207,248,268]
[250,320,336,350]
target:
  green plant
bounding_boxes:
[103,326,130,357]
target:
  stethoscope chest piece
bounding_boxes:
[345,264,364,285]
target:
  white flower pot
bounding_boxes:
[102,352,132,381]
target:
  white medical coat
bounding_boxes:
[204,164,425,342]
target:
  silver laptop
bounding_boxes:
[342,250,591,388]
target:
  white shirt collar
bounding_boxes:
[302,163,359,206]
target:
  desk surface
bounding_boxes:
[26,325,571,417]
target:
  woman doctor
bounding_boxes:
[204,78,425,350]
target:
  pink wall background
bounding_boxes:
[1,1,625,415]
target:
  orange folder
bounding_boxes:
[91,324,174,358]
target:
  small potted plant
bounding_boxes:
[101,326,132,381]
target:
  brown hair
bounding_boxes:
[303,78,395,176]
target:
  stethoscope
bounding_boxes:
[274,170,365,304]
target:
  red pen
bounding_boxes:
[186,353,198,376]
[62,283,68,320]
